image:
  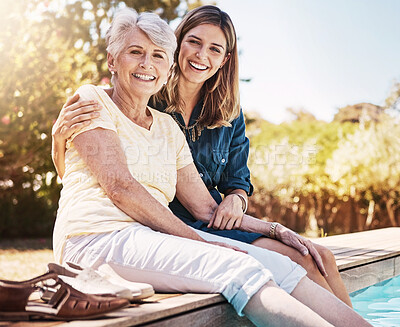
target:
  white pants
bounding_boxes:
[63,223,306,315]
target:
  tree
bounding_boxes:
[247,118,359,235]
[0,0,203,237]
[286,107,317,122]
[385,80,400,112]
[327,120,400,228]
[333,103,387,123]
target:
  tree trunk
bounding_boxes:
[385,198,398,227]
[365,200,375,229]
[349,198,358,232]
[306,198,319,237]
[355,201,364,231]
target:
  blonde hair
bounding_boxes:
[156,5,240,128]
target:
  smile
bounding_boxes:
[132,73,156,81]
[189,61,208,71]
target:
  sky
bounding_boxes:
[212,0,400,123]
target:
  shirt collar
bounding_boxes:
[174,100,204,127]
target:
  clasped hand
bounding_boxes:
[207,194,243,230]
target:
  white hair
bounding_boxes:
[105,7,176,66]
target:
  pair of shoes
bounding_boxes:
[46,263,136,300]
[47,262,154,301]
[0,272,129,321]
[97,263,155,300]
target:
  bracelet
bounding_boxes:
[269,222,278,239]
[234,193,248,213]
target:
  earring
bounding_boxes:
[111,71,115,75]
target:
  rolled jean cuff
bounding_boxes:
[228,268,274,316]
[279,265,307,294]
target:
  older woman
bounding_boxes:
[52,5,351,306]
[53,8,370,326]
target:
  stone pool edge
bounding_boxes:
[339,254,400,293]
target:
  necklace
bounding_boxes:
[171,102,206,142]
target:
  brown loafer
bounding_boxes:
[0,272,129,321]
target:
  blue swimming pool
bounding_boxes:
[350,274,400,326]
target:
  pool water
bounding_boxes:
[350,274,400,327]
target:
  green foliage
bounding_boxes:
[0,0,200,238]
[247,116,400,235]
[249,119,358,172]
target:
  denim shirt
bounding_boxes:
[153,100,253,223]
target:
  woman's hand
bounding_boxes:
[275,224,328,277]
[51,94,102,178]
[52,93,101,142]
[206,241,247,253]
[207,194,243,230]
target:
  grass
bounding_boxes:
[0,238,53,281]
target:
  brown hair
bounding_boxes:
[156,5,240,128]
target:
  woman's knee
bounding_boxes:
[317,246,339,273]
[296,253,320,276]
[255,238,322,277]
